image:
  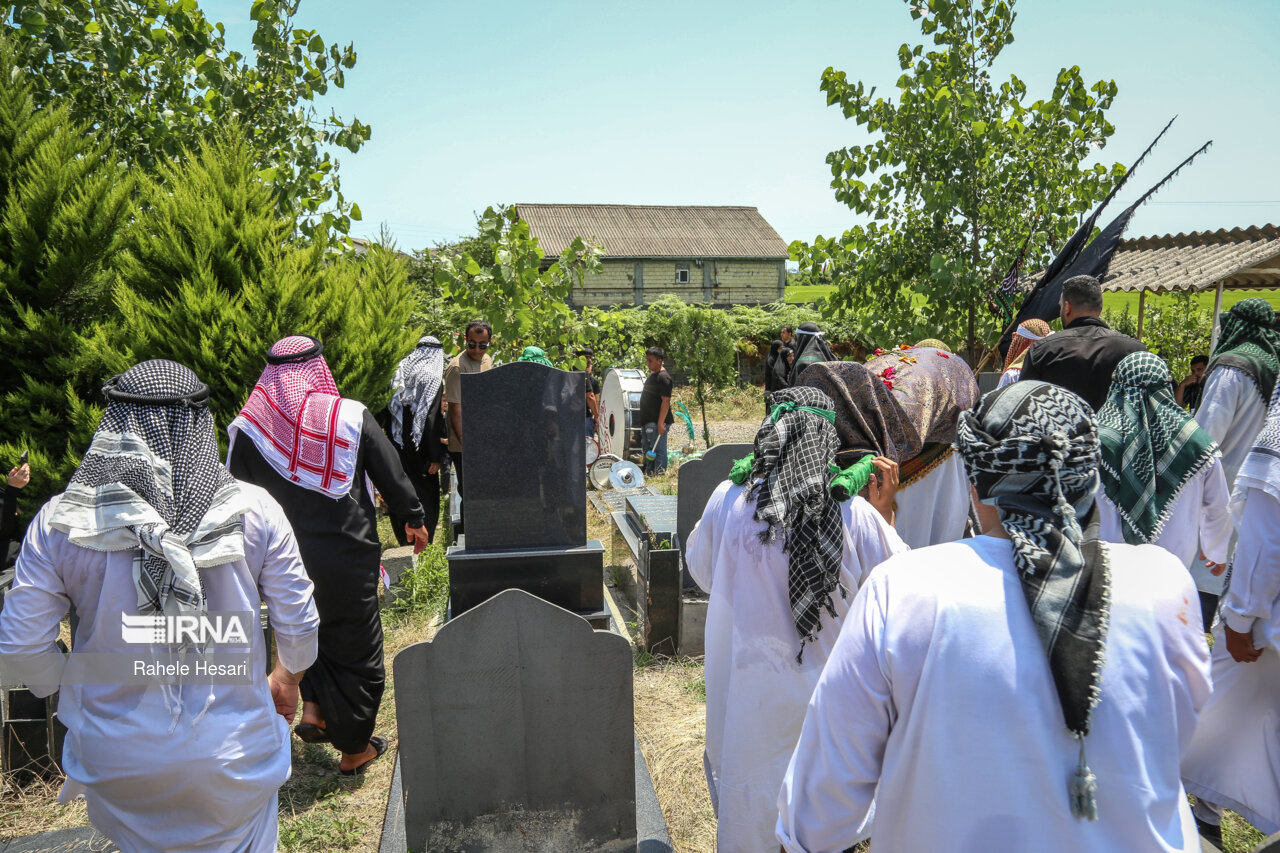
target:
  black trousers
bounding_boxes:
[449,451,464,534]
[390,466,441,545]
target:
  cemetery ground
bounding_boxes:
[0,383,1267,852]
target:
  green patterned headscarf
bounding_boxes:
[517,346,554,368]
[1097,352,1218,544]
[1206,298,1280,405]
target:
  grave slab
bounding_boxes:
[394,589,634,853]
[0,826,117,852]
[676,443,752,588]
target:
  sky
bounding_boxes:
[206,0,1280,252]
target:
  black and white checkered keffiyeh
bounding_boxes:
[388,336,445,449]
[956,380,1111,820]
[746,386,844,660]
[48,360,246,615]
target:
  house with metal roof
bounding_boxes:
[514,203,790,307]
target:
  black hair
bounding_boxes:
[1190,354,1210,368]
[1060,276,1103,313]
[780,325,793,335]
[645,346,665,361]
[465,321,492,338]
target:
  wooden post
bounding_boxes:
[1137,290,1146,340]
[1210,282,1226,352]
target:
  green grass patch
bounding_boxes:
[785,284,836,304]
[1103,288,1280,315]
[384,543,450,623]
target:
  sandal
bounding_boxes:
[340,735,388,776]
[294,722,330,744]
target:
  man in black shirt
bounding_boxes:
[1175,354,1210,411]
[1020,275,1145,411]
[577,348,602,436]
[640,346,674,474]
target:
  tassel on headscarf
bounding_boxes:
[1070,737,1099,821]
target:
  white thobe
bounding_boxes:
[1182,488,1280,835]
[1096,455,1233,594]
[0,484,319,853]
[1196,366,1268,489]
[777,536,1211,853]
[997,367,1022,388]
[687,481,907,853]
[892,451,971,549]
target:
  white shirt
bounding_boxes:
[892,451,971,549]
[1220,488,1280,647]
[777,536,1211,853]
[0,484,319,853]
[997,367,1022,388]
[687,481,907,853]
[1096,455,1233,593]
[1196,366,1269,489]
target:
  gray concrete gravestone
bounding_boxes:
[393,589,635,852]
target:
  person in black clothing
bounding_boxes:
[1176,354,1210,411]
[640,346,674,474]
[383,336,449,545]
[228,335,426,775]
[1020,275,1146,411]
[1,460,30,567]
[577,348,602,436]
[763,339,784,413]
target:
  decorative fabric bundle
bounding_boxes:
[798,361,921,468]
[1097,352,1218,544]
[49,360,247,615]
[1003,319,1052,373]
[1206,298,1280,405]
[517,346,555,368]
[956,380,1110,820]
[229,335,364,499]
[913,338,952,352]
[745,387,845,660]
[864,346,979,447]
[388,336,445,450]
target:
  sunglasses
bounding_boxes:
[466,340,490,350]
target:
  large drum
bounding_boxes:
[597,368,646,459]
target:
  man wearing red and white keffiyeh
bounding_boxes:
[229,335,426,776]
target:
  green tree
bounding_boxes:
[664,305,736,447]
[6,0,368,236]
[796,0,1125,362]
[431,205,604,361]
[85,127,415,439]
[0,41,132,517]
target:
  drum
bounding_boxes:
[597,368,646,459]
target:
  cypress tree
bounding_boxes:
[0,42,133,519]
[90,126,417,443]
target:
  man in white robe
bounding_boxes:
[1183,374,1280,843]
[0,361,319,853]
[687,386,905,853]
[1092,351,1233,629]
[777,381,1211,853]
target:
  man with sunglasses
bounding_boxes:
[444,321,493,532]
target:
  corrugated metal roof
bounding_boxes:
[1100,224,1280,292]
[515,203,789,260]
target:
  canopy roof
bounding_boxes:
[1099,224,1280,293]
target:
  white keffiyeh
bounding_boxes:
[389,336,445,449]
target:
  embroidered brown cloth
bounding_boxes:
[864,346,980,447]
[798,361,921,467]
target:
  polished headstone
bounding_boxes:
[394,590,635,853]
[447,541,605,616]
[624,495,677,550]
[0,827,118,852]
[675,443,752,557]
[459,362,586,551]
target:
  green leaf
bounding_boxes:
[350,203,361,221]
[307,34,324,53]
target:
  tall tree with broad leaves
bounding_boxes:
[794,0,1126,362]
[0,39,133,521]
[5,0,369,237]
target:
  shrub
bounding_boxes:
[387,543,450,623]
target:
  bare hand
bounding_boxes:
[1207,561,1227,577]
[657,422,667,436]
[1225,624,1263,664]
[268,666,303,723]
[7,464,29,489]
[867,456,899,525]
[427,462,441,475]
[405,525,430,547]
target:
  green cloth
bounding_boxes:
[1207,298,1280,404]
[1097,351,1218,545]
[768,400,836,425]
[728,451,874,502]
[517,346,554,368]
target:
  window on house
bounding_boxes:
[676,265,690,284]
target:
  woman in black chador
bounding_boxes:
[228,335,427,775]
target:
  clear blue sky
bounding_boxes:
[207,0,1280,252]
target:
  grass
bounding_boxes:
[785,283,836,304]
[1103,288,1280,315]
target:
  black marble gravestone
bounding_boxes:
[394,590,635,853]
[676,443,753,588]
[448,362,606,621]
[0,826,118,852]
